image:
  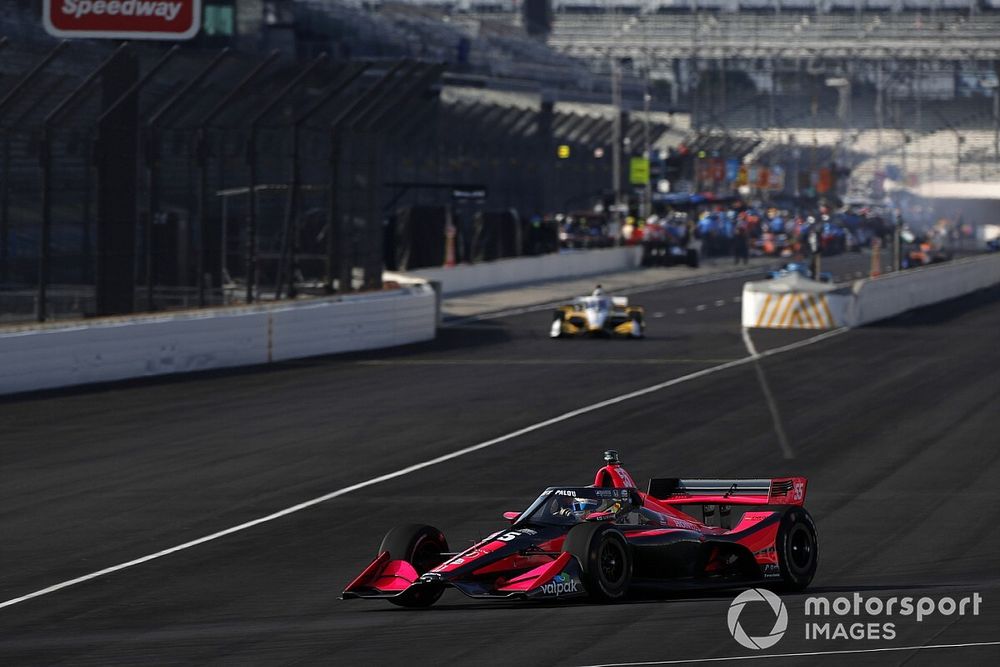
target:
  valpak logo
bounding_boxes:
[44,0,201,40]
[540,573,580,596]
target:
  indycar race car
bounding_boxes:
[550,293,645,338]
[342,451,818,607]
[767,262,833,283]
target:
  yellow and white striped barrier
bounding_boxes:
[750,292,838,329]
[744,254,1000,331]
[742,274,849,330]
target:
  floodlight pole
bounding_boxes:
[611,57,622,212]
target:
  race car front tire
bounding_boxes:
[562,523,632,602]
[550,311,565,338]
[379,524,449,607]
[774,507,818,592]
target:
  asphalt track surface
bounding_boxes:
[2,253,999,666]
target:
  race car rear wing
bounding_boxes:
[647,477,807,506]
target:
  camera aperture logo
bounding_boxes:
[727,588,788,650]
[728,589,984,649]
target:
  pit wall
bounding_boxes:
[0,284,436,396]
[742,253,1000,329]
[405,246,644,295]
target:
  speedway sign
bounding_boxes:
[44,0,201,40]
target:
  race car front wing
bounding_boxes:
[342,551,588,601]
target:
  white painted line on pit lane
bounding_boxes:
[732,296,741,303]
[573,639,1000,666]
[741,328,793,460]
[0,327,847,611]
[675,308,686,315]
[695,304,707,311]
[714,300,726,307]
[653,312,665,318]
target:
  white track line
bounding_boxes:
[742,328,793,460]
[0,327,846,611]
[574,640,1000,666]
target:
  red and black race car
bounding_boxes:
[342,451,817,607]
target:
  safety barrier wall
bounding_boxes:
[848,253,1000,326]
[742,253,1000,329]
[405,246,644,295]
[0,285,436,396]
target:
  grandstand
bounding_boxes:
[1,0,998,323]
[439,0,1000,193]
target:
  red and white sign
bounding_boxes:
[44,0,201,40]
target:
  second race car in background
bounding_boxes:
[550,291,645,338]
[767,262,833,283]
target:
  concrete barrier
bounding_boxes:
[849,253,1000,326]
[743,253,1000,329]
[403,246,643,295]
[0,284,436,396]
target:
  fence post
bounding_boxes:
[195,51,280,307]
[277,63,367,300]
[327,60,412,294]
[245,53,328,304]
[145,48,230,311]
[39,43,129,322]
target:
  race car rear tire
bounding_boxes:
[774,507,818,592]
[562,523,632,602]
[379,524,449,607]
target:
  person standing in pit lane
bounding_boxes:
[733,224,750,265]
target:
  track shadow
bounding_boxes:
[345,319,515,360]
[0,319,515,404]
[359,582,963,614]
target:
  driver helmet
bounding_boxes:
[591,284,606,297]
[557,495,599,520]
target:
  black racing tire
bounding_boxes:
[774,507,818,592]
[550,310,565,338]
[628,311,645,339]
[562,523,632,602]
[378,524,449,607]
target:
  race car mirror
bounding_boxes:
[502,511,520,522]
